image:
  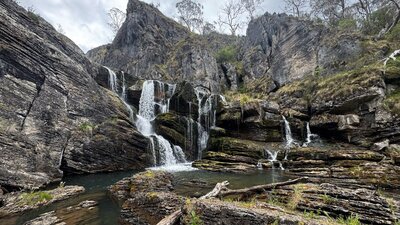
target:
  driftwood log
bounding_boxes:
[156,177,309,225]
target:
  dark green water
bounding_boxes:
[1,168,289,225]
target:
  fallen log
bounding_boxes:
[218,177,309,198]
[156,210,182,225]
[156,177,309,225]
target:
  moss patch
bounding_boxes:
[384,90,400,116]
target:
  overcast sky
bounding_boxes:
[17,0,284,53]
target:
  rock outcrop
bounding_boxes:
[0,185,85,218]
[0,0,150,190]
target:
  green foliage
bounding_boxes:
[20,191,53,205]
[337,19,357,31]
[215,45,237,63]
[387,23,400,42]
[321,193,335,204]
[79,122,93,132]
[363,8,393,35]
[384,90,400,116]
[303,210,318,219]
[337,214,361,225]
[189,210,203,225]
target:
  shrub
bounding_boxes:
[215,46,237,63]
[189,210,203,225]
[79,122,93,132]
[387,23,400,41]
[337,18,357,31]
[20,191,53,205]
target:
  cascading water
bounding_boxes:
[265,149,284,170]
[282,116,295,160]
[104,67,134,121]
[283,116,294,148]
[135,80,191,170]
[194,87,224,159]
[303,122,313,147]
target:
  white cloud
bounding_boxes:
[17,0,284,53]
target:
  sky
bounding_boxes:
[17,0,285,53]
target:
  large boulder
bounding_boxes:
[0,0,150,190]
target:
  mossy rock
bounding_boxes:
[386,145,400,166]
[203,151,258,164]
[384,56,400,81]
[192,160,257,173]
[156,125,187,148]
[155,113,188,135]
[207,137,265,159]
[210,127,226,138]
[384,90,400,116]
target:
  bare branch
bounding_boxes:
[107,7,126,36]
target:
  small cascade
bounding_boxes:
[283,116,294,148]
[303,122,312,146]
[104,67,134,121]
[107,67,118,93]
[135,80,187,168]
[257,161,263,170]
[194,87,225,159]
[282,116,295,160]
[265,149,284,170]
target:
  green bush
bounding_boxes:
[20,191,53,205]
[189,210,203,225]
[215,46,237,63]
[79,122,93,132]
[337,18,357,31]
[387,23,400,41]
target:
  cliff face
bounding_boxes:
[87,0,235,92]
[241,13,362,87]
[100,0,187,79]
[0,0,150,190]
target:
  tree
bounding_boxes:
[176,0,204,32]
[240,0,263,20]
[310,0,351,25]
[202,22,216,35]
[382,0,400,34]
[218,0,246,36]
[56,24,65,35]
[283,0,309,17]
[107,7,126,36]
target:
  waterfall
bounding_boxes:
[194,87,224,159]
[104,67,134,121]
[107,67,118,93]
[283,116,294,148]
[266,149,284,170]
[303,122,312,147]
[135,80,189,168]
[194,87,209,159]
[282,116,295,160]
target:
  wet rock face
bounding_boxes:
[0,0,150,190]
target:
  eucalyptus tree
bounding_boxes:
[107,8,126,36]
[176,0,204,32]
